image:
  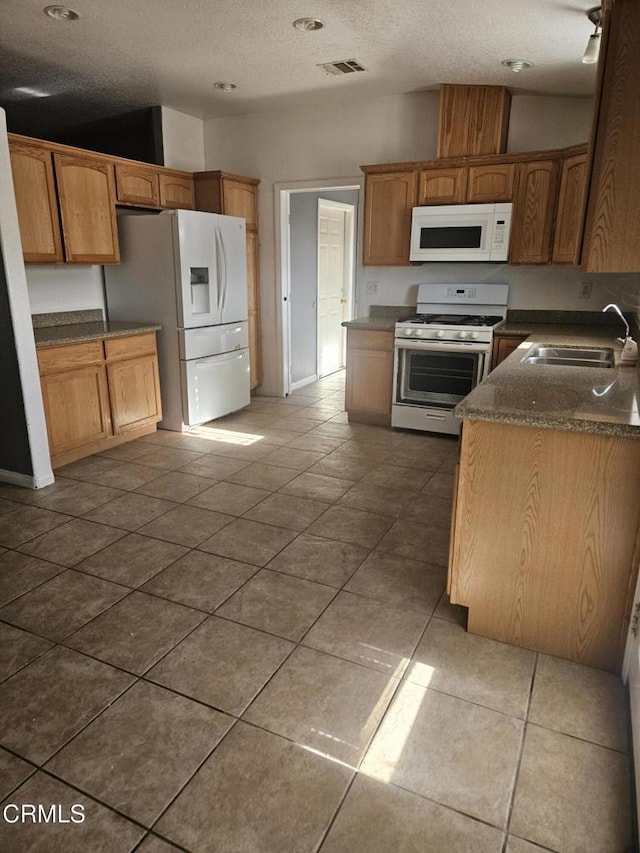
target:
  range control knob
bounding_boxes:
[416,329,424,336]
[459,331,468,339]
[404,329,412,336]
[436,330,445,338]
[470,331,479,340]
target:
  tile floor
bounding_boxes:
[0,369,633,853]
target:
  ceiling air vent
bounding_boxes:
[317,59,366,77]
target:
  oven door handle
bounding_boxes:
[395,340,490,354]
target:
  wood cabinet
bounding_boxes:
[115,163,160,207]
[158,172,195,210]
[437,84,511,159]
[194,170,262,388]
[37,332,161,468]
[418,167,467,205]
[581,0,640,272]
[509,160,560,265]
[552,153,588,264]
[490,334,527,370]
[449,418,640,672]
[345,328,394,425]
[9,142,64,263]
[467,164,515,203]
[54,153,120,264]
[362,171,417,266]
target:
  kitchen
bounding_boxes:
[0,1,638,851]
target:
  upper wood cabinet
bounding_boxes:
[363,171,417,266]
[54,153,120,264]
[467,164,515,203]
[9,142,64,263]
[437,85,510,158]
[418,167,467,205]
[115,164,160,207]
[158,172,195,210]
[509,160,560,265]
[552,152,588,264]
[581,0,640,272]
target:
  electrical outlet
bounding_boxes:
[579,282,592,299]
[367,280,379,295]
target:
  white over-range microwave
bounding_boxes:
[410,202,513,262]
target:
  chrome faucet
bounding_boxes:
[603,303,638,365]
[602,303,630,342]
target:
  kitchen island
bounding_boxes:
[450,326,640,672]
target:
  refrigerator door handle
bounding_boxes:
[214,228,223,315]
[218,225,228,314]
[194,351,246,368]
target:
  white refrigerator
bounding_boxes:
[105,209,250,431]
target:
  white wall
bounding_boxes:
[161,106,205,171]
[204,91,596,395]
[25,265,105,315]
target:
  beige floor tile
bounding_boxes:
[267,533,369,587]
[261,446,326,470]
[0,551,64,606]
[250,428,303,446]
[178,455,249,480]
[384,446,449,472]
[137,505,234,547]
[288,406,335,422]
[30,481,123,516]
[321,774,505,853]
[132,446,206,470]
[307,505,394,549]
[244,646,399,766]
[269,416,319,433]
[216,568,335,640]
[434,592,468,626]
[407,619,536,718]
[510,724,631,853]
[147,615,293,715]
[56,455,123,482]
[17,518,125,567]
[199,518,297,566]
[0,772,144,852]
[0,747,35,801]
[422,471,455,498]
[188,481,270,515]
[226,461,298,490]
[77,534,188,587]
[529,654,629,752]
[307,455,376,482]
[82,461,165,490]
[378,518,450,566]
[82,491,175,530]
[212,441,282,461]
[339,481,413,518]
[243,492,327,531]
[134,470,216,502]
[279,471,354,503]
[155,722,352,853]
[303,591,427,675]
[345,550,445,614]
[362,682,523,828]
[401,492,452,528]
[136,835,182,852]
[505,837,553,853]
[97,441,156,462]
[360,466,431,494]
[0,505,72,548]
[285,434,346,454]
[0,622,53,681]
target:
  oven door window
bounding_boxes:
[419,225,483,250]
[398,348,484,408]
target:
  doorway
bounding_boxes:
[277,180,361,396]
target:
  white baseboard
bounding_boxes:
[289,375,318,392]
[0,468,55,490]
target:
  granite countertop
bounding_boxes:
[34,320,161,348]
[455,325,640,438]
[342,305,410,332]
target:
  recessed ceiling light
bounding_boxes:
[213,82,237,93]
[293,17,324,31]
[501,59,533,73]
[44,5,79,20]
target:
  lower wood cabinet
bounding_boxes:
[345,328,394,425]
[490,333,528,370]
[37,332,162,468]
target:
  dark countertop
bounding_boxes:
[342,316,399,331]
[34,321,161,348]
[455,325,640,438]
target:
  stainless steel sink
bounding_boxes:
[522,346,614,368]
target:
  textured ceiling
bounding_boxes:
[0,0,598,133]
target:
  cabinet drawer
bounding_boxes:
[37,340,104,375]
[346,329,394,352]
[105,333,156,362]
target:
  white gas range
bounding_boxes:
[392,283,509,435]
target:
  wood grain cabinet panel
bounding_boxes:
[41,365,112,457]
[9,142,64,263]
[115,164,160,207]
[438,85,511,158]
[582,0,640,272]
[418,167,467,205]
[466,164,515,203]
[37,341,104,375]
[363,171,417,265]
[552,153,588,264]
[490,334,527,371]
[108,354,162,433]
[159,172,195,210]
[509,160,560,264]
[54,153,120,264]
[220,178,259,228]
[345,329,394,424]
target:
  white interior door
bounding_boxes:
[317,199,353,378]
[623,576,640,828]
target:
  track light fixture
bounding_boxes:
[582,7,602,65]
